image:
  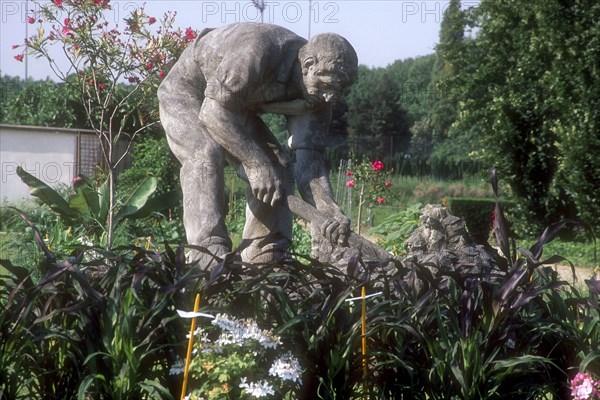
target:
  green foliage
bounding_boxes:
[3,163,600,399]
[16,167,177,248]
[0,211,188,399]
[290,218,312,257]
[183,314,301,399]
[444,0,600,231]
[346,67,411,160]
[260,113,288,144]
[117,135,180,196]
[0,75,81,127]
[367,202,423,256]
[448,197,498,244]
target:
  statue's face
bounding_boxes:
[302,64,343,105]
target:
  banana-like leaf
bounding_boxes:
[69,183,97,218]
[125,189,181,220]
[16,166,78,220]
[97,178,110,224]
[114,176,157,223]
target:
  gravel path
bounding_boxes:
[553,264,595,288]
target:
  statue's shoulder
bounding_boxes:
[201,23,306,49]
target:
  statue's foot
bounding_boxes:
[240,241,291,264]
[187,243,231,270]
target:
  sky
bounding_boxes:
[0,0,476,80]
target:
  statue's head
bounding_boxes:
[298,33,358,104]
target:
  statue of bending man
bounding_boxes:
[158,23,358,267]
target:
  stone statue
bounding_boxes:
[404,205,496,275]
[158,23,358,267]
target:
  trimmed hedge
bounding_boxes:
[448,197,514,244]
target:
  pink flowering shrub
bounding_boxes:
[13,0,196,247]
[571,372,600,400]
[345,158,394,233]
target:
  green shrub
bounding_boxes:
[0,212,189,399]
[367,203,423,255]
[448,197,504,244]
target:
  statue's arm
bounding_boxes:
[199,97,289,206]
[287,107,350,244]
[258,99,313,116]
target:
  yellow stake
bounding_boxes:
[361,286,367,399]
[181,293,201,400]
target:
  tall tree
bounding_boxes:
[447,0,600,230]
[346,67,410,161]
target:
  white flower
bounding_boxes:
[576,377,594,399]
[169,359,185,375]
[211,314,280,349]
[239,377,275,398]
[269,353,302,383]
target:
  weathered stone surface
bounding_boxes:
[158,23,358,268]
[403,204,497,274]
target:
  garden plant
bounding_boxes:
[2,169,599,399]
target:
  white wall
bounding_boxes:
[1,126,78,204]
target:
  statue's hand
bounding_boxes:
[245,164,284,207]
[320,212,351,246]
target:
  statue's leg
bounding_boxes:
[159,89,231,269]
[239,164,294,264]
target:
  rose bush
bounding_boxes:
[345,158,393,233]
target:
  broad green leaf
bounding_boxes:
[125,189,181,220]
[97,178,110,224]
[68,182,100,218]
[16,166,78,219]
[114,176,157,223]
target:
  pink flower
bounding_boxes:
[53,0,63,7]
[98,83,106,90]
[27,16,35,24]
[14,54,24,62]
[570,372,600,400]
[159,71,166,78]
[12,44,19,49]
[345,170,352,177]
[385,181,392,188]
[72,176,85,188]
[184,27,196,40]
[148,17,156,25]
[377,197,385,204]
[346,179,355,188]
[62,18,71,36]
[145,62,154,70]
[372,160,384,171]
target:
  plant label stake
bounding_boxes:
[181,293,200,400]
[361,286,367,398]
[346,289,382,399]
